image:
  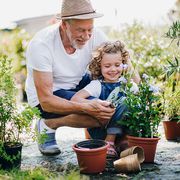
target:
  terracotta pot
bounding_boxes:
[163,121,180,140]
[84,128,91,139]
[72,139,108,174]
[114,154,141,173]
[177,122,180,137]
[127,136,160,163]
[0,142,22,170]
[120,146,145,163]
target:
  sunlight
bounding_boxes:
[0,0,177,28]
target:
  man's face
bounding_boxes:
[64,19,94,49]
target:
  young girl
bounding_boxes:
[71,40,135,157]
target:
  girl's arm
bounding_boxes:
[71,89,92,103]
[71,80,101,102]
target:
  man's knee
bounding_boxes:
[87,127,107,140]
[53,89,76,100]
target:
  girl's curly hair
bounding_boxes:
[89,40,129,80]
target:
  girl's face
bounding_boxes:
[101,53,123,83]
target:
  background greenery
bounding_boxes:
[0,23,176,97]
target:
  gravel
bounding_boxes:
[21,123,180,179]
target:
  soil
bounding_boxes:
[21,122,180,180]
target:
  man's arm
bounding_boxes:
[33,70,115,120]
[33,70,80,114]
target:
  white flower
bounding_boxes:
[142,73,149,80]
[120,64,124,68]
[123,64,128,69]
[149,84,160,93]
[130,81,139,94]
[119,76,127,84]
[0,90,5,97]
[120,64,128,69]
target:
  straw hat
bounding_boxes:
[56,0,103,20]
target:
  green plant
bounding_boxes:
[0,55,40,162]
[163,21,179,92]
[163,57,179,92]
[119,74,162,138]
[163,89,180,122]
[108,22,174,79]
[162,20,180,122]
[0,167,89,180]
[0,28,31,102]
[165,20,180,46]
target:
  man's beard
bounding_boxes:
[66,29,84,49]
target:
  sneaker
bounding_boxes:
[37,119,61,156]
[106,141,118,159]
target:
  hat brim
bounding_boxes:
[56,12,103,20]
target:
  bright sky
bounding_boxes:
[0,0,176,28]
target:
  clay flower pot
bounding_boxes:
[127,136,160,163]
[72,139,109,174]
[163,121,180,140]
[114,154,141,173]
[120,146,145,163]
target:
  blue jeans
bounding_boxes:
[87,81,127,140]
[87,100,127,140]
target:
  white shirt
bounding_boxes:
[83,77,138,98]
[84,80,102,98]
[25,23,107,107]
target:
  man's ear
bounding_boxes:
[61,20,68,30]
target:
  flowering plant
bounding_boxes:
[119,74,162,138]
[0,55,40,145]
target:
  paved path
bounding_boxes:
[21,122,180,179]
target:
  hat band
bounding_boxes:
[61,10,96,18]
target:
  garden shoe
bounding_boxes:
[106,142,118,159]
[37,119,61,156]
[115,136,129,155]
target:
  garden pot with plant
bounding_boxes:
[124,74,162,162]
[162,20,180,140]
[0,55,40,170]
[108,74,162,163]
[162,90,180,140]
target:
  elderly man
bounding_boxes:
[25,0,116,156]
[26,0,140,156]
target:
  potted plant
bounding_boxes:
[0,55,40,170]
[162,89,180,140]
[111,74,162,163]
[162,20,180,140]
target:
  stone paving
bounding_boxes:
[21,122,180,180]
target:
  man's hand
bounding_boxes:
[82,99,115,126]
